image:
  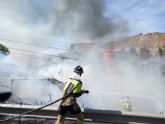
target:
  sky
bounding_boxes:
[105,0,165,35]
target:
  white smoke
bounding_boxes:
[79,48,165,113]
[0,0,164,114]
[0,0,127,100]
[0,0,128,71]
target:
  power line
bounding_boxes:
[1,38,79,52]
[9,47,78,60]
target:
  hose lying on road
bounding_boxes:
[0,90,89,123]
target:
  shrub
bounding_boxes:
[0,44,10,55]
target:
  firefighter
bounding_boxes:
[123,96,131,111]
[55,66,87,124]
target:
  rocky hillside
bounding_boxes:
[68,32,165,76]
[70,32,165,57]
[106,32,165,56]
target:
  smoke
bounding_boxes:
[0,0,128,70]
[0,0,128,102]
[52,0,128,41]
[0,0,128,43]
[79,49,165,113]
[2,0,164,114]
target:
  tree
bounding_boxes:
[0,44,10,55]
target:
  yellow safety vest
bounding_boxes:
[64,78,82,94]
[61,79,82,106]
[123,101,131,111]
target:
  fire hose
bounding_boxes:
[0,90,89,123]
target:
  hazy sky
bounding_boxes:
[26,0,165,35]
[105,0,165,35]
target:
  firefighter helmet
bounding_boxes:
[74,65,84,75]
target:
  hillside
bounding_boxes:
[70,32,165,57]
[68,32,165,77]
[107,32,165,56]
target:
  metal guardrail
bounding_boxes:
[0,104,165,124]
